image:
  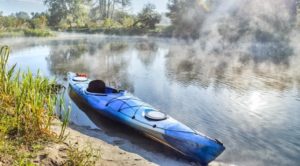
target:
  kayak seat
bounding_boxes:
[87,80,106,93]
[105,87,119,93]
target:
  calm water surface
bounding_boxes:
[2,34,300,166]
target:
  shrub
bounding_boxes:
[23,29,53,37]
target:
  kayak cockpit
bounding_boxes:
[86,79,120,94]
[70,73,121,95]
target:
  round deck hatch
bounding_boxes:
[145,111,167,121]
[73,76,88,82]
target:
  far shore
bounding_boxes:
[0,26,173,39]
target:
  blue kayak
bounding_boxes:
[67,72,225,164]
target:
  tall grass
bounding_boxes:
[59,100,71,140]
[0,45,59,142]
[0,46,103,165]
[65,143,100,166]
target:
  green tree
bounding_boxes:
[94,0,131,20]
[66,0,90,27]
[134,4,161,29]
[29,12,49,29]
[44,0,69,26]
[31,16,48,29]
[15,11,30,20]
[44,0,91,28]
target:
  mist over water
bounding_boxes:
[2,2,300,165]
[166,0,300,94]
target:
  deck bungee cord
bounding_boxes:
[105,95,199,134]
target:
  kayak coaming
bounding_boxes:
[67,72,225,164]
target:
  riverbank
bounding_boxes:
[48,121,156,166]
[62,26,173,38]
[2,119,155,166]
[0,119,156,165]
[0,29,54,38]
[7,120,224,166]
[49,121,228,166]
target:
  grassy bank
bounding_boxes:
[0,29,54,38]
[0,46,96,165]
[64,25,172,37]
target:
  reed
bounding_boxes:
[0,45,60,142]
[0,45,102,165]
[59,100,71,141]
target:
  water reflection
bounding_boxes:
[44,38,135,91]
[165,43,299,92]
[4,35,300,166]
[135,41,158,67]
[47,41,88,75]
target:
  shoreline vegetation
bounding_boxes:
[0,26,171,38]
[63,25,173,37]
[0,11,54,37]
[0,29,54,38]
[0,45,98,165]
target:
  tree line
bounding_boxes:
[0,11,48,30]
[1,0,297,38]
[44,0,161,31]
[0,0,162,35]
[0,0,221,37]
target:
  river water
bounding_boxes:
[1,34,300,166]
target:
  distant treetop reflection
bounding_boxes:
[135,41,158,67]
[46,38,135,91]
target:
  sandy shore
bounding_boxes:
[48,123,156,166]
[30,121,231,166]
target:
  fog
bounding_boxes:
[165,0,300,91]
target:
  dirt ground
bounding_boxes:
[28,122,231,166]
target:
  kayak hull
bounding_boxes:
[67,72,225,164]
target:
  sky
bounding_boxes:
[0,0,169,15]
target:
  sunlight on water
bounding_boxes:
[248,91,264,113]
